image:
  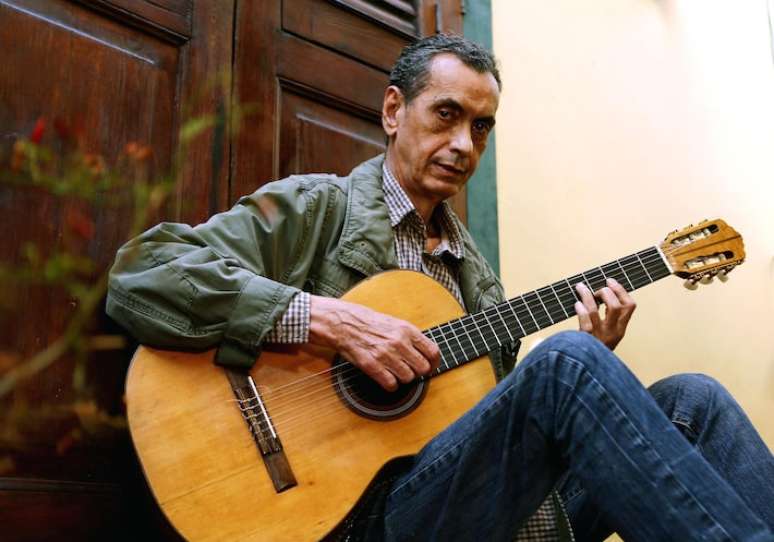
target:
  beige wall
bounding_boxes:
[492,0,774,449]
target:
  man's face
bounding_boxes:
[383,53,500,205]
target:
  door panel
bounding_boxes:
[279,88,385,177]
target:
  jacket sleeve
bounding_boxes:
[106,178,331,355]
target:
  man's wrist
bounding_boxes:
[264,292,311,343]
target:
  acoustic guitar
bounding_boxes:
[126,219,744,541]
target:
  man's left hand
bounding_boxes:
[574,278,636,350]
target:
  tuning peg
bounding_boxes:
[683,279,699,290]
[700,274,714,285]
[717,269,729,282]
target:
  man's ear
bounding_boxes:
[382,85,404,138]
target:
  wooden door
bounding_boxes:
[0,0,232,538]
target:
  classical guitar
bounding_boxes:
[126,219,744,541]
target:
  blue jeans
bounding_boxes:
[382,331,774,541]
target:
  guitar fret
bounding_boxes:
[455,318,482,357]
[505,300,528,337]
[491,305,517,343]
[615,258,635,290]
[634,252,654,283]
[427,328,452,371]
[480,309,505,347]
[597,266,608,286]
[519,296,541,331]
[442,321,471,363]
[469,314,492,352]
[533,290,555,325]
[549,283,570,318]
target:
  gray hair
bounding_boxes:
[388,33,501,103]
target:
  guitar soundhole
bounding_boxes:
[332,356,427,421]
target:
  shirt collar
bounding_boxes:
[382,164,465,260]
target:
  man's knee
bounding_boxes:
[649,373,733,408]
[648,373,739,437]
[520,330,618,377]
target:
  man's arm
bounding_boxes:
[106,180,329,354]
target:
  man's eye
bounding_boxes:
[438,109,451,119]
[473,121,490,135]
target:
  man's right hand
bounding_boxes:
[308,295,440,391]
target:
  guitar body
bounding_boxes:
[127,271,497,541]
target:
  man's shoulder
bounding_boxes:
[243,154,385,202]
[258,172,349,199]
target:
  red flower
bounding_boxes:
[30,117,45,144]
[123,142,152,162]
[65,208,95,240]
[82,153,105,175]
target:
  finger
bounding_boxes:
[575,283,600,328]
[606,278,637,327]
[360,359,398,391]
[596,286,622,324]
[606,278,633,305]
[410,332,441,373]
[389,326,431,376]
[575,301,593,333]
[383,354,416,384]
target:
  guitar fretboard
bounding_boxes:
[423,246,671,375]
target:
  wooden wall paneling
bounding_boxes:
[173,1,234,222]
[283,0,408,71]
[0,0,231,537]
[230,0,280,197]
[72,0,194,40]
[278,89,385,178]
[330,0,419,37]
[0,1,182,471]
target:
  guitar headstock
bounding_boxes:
[661,219,745,288]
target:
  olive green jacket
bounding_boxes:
[107,155,518,376]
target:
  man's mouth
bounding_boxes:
[435,163,465,175]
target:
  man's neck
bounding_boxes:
[384,152,440,225]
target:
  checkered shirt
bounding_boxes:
[264,165,566,542]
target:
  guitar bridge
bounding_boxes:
[224,368,297,493]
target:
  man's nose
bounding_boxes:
[449,124,474,155]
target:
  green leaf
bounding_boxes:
[180,115,215,143]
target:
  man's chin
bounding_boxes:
[425,177,464,201]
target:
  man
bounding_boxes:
[107,34,774,541]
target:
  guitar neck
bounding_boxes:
[425,245,672,375]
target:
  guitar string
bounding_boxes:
[237,249,668,409]
[237,250,669,420]
[232,255,674,434]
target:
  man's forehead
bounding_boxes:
[418,54,499,112]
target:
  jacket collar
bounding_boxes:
[336,155,399,277]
